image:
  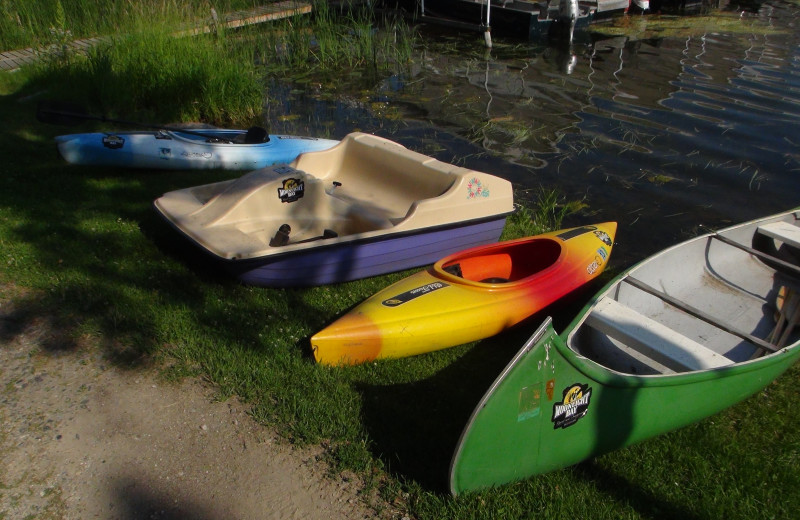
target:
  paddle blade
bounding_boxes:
[36,100,98,126]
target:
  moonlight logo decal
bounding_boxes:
[552,383,592,429]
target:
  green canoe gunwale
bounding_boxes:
[558,281,800,390]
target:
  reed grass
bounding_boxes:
[501,189,585,240]
[10,0,417,126]
[23,25,262,125]
[254,1,416,77]
[0,0,262,51]
[9,0,269,126]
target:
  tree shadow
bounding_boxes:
[0,293,81,353]
[569,461,703,520]
[355,283,603,492]
[111,476,218,520]
[0,90,265,367]
[357,331,520,491]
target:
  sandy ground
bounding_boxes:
[0,297,379,520]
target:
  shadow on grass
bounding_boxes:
[0,293,83,353]
[569,461,703,520]
[0,87,383,452]
[0,89,251,365]
[357,332,520,491]
[354,283,607,492]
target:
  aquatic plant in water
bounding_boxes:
[592,10,785,40]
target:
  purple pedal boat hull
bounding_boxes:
[226,217,507,287]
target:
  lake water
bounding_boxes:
[266,1,800,268]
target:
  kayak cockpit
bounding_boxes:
[439,239,562,284]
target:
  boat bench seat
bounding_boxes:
[586,298,734,372]
[323,183,410,233]
[342,201,395,232]
[757,221,800,249]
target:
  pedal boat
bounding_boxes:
[153,132,514,286]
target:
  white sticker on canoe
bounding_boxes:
[594,230,613,246]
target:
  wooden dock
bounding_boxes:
[176,1,312,36]
[0,1,311,72]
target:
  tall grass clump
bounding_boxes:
[24,17,263,126]
[501,188,586,240]
[1,0,264,51]
[258,1,416,77]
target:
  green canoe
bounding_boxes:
[450,209,800,494]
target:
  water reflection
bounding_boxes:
[266,2,799,266]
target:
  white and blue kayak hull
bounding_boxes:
[55,129,339,170]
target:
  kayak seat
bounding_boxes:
[586,298,734,373]
[244,126,270,144]
[441,240,562,283]
[479,277,510,284]
[441,260,509,283]
[443,254,513,282]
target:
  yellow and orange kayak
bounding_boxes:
[311,222,617,366]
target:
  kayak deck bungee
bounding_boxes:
[311,222,617,365]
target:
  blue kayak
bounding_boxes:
[55,128,339,170]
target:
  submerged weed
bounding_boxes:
[592,11,784,40]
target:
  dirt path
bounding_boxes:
[0,297,378,520]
